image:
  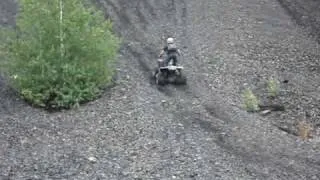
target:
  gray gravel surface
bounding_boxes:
[1,0,320,179]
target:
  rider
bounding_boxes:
[159,37,181,66]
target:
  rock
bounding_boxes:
[2,18,8,24]
[190,173,198,178]
[260,110,271,115]
[88,156,97,163]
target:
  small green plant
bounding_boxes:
[0,0,121,110]
[209,56,219,64]
[242,88,260,112]
[267,77,279,98]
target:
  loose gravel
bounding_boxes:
[1,0,319,179]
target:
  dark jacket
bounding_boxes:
[162,45,180,56]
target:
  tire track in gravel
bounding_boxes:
[97,0,191,97]
[277,0,320,43]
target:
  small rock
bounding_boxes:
[2,18,8,23]
[174,150,180,157]
[189,173,198,178]
[122,171,130,176]
[88,156,97,163]
[130,150,138,155]
[305,111,311,117]
[260,110,271,115]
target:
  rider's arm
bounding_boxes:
[177,49,182,56]
[159,50,164,57]
[159,46,168,57]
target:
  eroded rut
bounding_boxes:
[1,0,320,179]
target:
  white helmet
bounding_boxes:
[167,37,174,44]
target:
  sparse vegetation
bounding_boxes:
[267,77,279,98]
[241,77,282,113]
[209,55,221,64]
[0,0,121,110]
[242,88,260,112]
[297,121,312,140]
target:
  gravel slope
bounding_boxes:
[1,0,320,179]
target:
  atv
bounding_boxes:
[152,57,187,86]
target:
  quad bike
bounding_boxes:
[152,57,187,86]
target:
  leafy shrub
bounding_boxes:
[242,88,260,112]
[0,0,121,109]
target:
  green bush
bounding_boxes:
[0,0,121,109]
[242,88,260,112]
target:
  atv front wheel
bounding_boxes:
[156,72,166,85]
[152,68,159,78]
[175,73,187,85]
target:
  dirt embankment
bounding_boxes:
[278,0,320,43]
[0,0,320,179]
[259,0,320,137]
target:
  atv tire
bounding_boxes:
[175,73,187,85]
[156,72,166,86]
[152,68,159,77]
